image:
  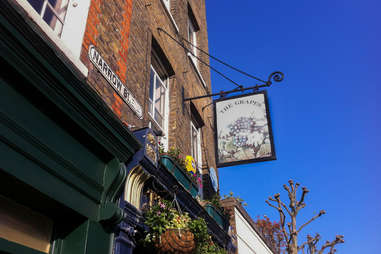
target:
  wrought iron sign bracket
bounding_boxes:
[183,71,284,102]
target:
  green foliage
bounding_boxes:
[195,243,228,254]
[143,200,174,243]
[207,194,223,210]
[142,198,227,254]
[188,217,209,243]
[224,191,247,206]
[159,144,201,186]
[159,144,185,169]
[188,217,227,254]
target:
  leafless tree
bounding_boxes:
[266,180,344,254]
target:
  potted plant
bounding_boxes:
[143,199,195,253]
[158,145,200,197]
[202,194,229,230]
[142,198,227,254]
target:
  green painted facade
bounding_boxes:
[0,2,141,253]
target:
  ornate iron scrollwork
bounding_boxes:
[267,71,285,85]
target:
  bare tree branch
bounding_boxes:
[266,200,280,211]
[283,184,291,194]
[266,194,290,244]
[288,179,295,193]
[297,187,309,212]
[297,210,326,233]
[264,180,344,254]
[295,182,300,191]
[317,235,344,254]
[280,199,292,217]
[298,236,311,254]
[280,210,290,244]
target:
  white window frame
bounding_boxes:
[187,14,207,87]
[149,65,169,150]
[191,122,202,173]
[188,18,198,67]
[160,0,179,32]
[162,0,170,10]
[15,0,89,76]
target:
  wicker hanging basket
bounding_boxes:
[155,228,195,254]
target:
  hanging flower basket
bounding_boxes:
[155,229,195,254]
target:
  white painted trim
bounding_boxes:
[160,0,179,33]
[197,126,202,172]
[125,166,150,209]
[163,78,170,151]
[188,53,207,88]
[190,122,202,173]
[14,0,88,77]
[148,65,169,150]
[234,208,274,254]
[61,0,91,59]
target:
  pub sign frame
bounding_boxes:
[214,90,276,168]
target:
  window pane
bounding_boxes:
[43,6,63,35]
[148,100,153,115]
[191,125,197,159]
[48,0,57,6]
[0,195,53,253]
[150,65,167,128]
[27,0,44,13]
[160,84,166,115]
[155,77,165,112]
[55,0,69,21]
[149,67,155,101]
[155,109,163,127]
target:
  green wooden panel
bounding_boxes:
[59,220,88,254]
[85,221,113,254]
[0,139,99,219]
[0,80,102,219]
[0,79,105,188]
[50,220,113,254]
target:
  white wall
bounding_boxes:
[235,208,274,254]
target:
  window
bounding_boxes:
[160,0,179,32]
[149,38,174,150]
[26,0,69,36]
[187,5,206,87]
[0,195,53,253]
[19,0,90,59]
[149,65,168,132]
[188,16,198,68]
[191,122,202,173]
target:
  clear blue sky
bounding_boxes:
[205,1,380,253]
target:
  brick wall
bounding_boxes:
[80,0,218,195]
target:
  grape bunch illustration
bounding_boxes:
[228,117,256,147]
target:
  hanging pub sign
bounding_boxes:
[214,91,276,167]
[88,45,143,119]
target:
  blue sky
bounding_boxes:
[205,1,381,253]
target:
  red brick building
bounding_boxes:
[1,0,230,253]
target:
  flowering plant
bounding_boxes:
[142,198,226,254]
[159,144,185,168]
[143,199,191,244]
[159,144,202,188]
